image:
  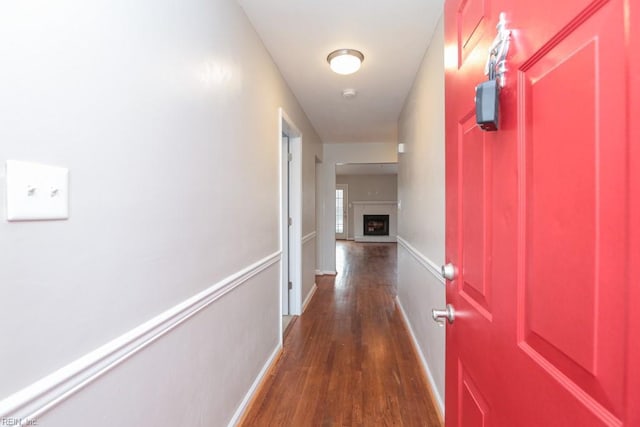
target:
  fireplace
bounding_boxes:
[363,214,390,236]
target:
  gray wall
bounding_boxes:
[336,174,397,239]
[0,0,320,425]
[396,14,446,415]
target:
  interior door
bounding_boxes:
[282,133,291,315]
[444,0,638,425]
[335,184,348,240]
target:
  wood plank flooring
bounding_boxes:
[240,241,442,426]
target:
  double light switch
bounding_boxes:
[5,160,69,221]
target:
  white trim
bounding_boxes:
[302,231,317,245]
[396,295,445,417]
[351,200,397,205]
[335,184,349,240]
[318,270,337,276]
[397,236,445,285]
[354,236,397,243]
[315,269,322,276]
[302,283,317,313]
[0,251,281,423]
[228,344,282,427]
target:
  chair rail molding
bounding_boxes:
[0,251,282,423]
[396,236,445,285]
[302,231,317,245]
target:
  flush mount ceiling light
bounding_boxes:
[327,49,364,75]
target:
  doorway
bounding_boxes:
[334,162,398,248]
[280,108,302,338]
[335,184,348,240]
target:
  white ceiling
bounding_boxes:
[336,163,398,176]
[237,0,444,144]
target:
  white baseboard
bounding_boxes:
[0,251,282,423]
[315,270,337,276]
[228,343,282,427]
[395,296,445,418]
[302,283,317,313]
[354,235,397,243]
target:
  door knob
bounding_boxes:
[441,263,457,280]
[432,304,455,325]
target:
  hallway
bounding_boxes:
[240,241,442,426]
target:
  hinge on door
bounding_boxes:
[288,153,293,162]
[288,281,293,290]
[288,217,292,226]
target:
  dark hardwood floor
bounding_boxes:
[240,241,442,426]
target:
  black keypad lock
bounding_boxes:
[475,79,499,131]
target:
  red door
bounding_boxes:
[444,0,639,425]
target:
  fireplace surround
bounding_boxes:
[352,201,397,243]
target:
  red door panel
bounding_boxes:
[444,0,638,425]
[457,0,490,66]
[522,39,599,375]
[627,4,640,426]
[516,3,627,421]
[460,364,490,427]
[456,111,495,427]
[460,112,492,317]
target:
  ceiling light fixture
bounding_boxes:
[327,49,364,75]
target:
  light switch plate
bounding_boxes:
[6,160,69,221]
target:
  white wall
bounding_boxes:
[317,143,397,273]
[396,15,446,415]
[336,174,397,239]
[0,0,320,425]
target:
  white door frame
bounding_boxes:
[335,184,348,240]
[279,108,302,330]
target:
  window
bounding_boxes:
[336,189,344,233]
